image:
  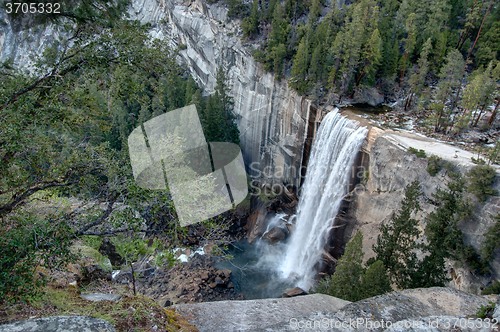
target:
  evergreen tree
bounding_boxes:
[373,181,422,289]
[360,260,392,299]
[480,213,500,263]
[434,50,465,132]
[309,44,324,84]
[242,0,259,38]
[204,95,223,142]
[406,38,432,110]
[307,0,321,27]
[460,62,498,127]
[317,231,364,301]
[290,36,310,94]
[316,232,392,301]
[466,165,498,202]
[425,171,472,261]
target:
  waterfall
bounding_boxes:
[279,109,367,290]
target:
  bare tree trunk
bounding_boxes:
[131,263,136,296]
[488,98,500,126]
[456,0,479,50]
[474,104,486,127]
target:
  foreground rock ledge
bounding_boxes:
[0,316,115,332]
[172,293,350,331]
[173,287,491,331]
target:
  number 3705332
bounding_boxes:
[5,2,61,14]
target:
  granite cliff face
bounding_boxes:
[338,122,500,294]
[0,0,317,190]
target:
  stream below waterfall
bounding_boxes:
[216,108,370,299]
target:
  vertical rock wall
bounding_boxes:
[0,0,314,190]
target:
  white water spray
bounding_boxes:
[279,109,367,290]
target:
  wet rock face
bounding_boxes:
[0,0,314,189]
[262,225,288,245]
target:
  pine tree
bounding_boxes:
[425,171,472,261]
[204,95,223,142]
[184,76,198,107]
[360,260,392,298]
[373,181,422,289]
[480,213,500,263]
[242,0,259,38]
[318,231,364,301]
[290,36,310,94]
[399,13,416,87]
[434,49,465,132]
[466,165,498,202]
[307,0,321,27]
[460,62,498,128]
[406,38,431,110]
[309,44,324,84]
[268,5,287,47]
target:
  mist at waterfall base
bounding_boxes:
[215,110,368,299]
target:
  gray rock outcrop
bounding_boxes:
[172,293,350,331]
[0,316,115,332]
[172,287,492,331]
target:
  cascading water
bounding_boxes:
[279,109,367,290]
[215,109,367,298]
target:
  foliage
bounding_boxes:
[466,165,498,202]
[477,302,496,319]
[112,235,177,296]
[0,287,196,331]
[373,181,423,289]
[0,213,75,303]
[427,155,443,176]
[424,171,489,274]
[360,260,392,299]
[81,236,104,251]
[426,156,454,176]
[483,281,500,295]
[315,231,364,301]
[0,0,235,301]
[480,213,500,263]
[408,147,427,158]
[240,0,500,116]
[316,232,391,302]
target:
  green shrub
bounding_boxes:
[0,216,75,303]
[483,281,500,295]
[480,213,500,263]
[477,302,496,318]
[178,43,187,50]
[408,147,427,158]
[427,155,442,176]
[81,235,103,251]
[466,165,498,202]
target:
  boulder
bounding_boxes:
[262,226,288,245]
[82,264,111,282]
[99,238,124,267]
[246,197,268,244]
[351,87,385,107]
[80,293,122,302]
[0,316,115,332]
[281,287,308,298]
